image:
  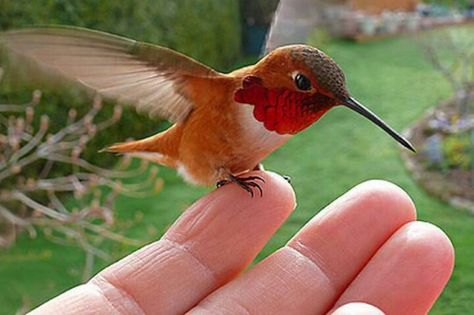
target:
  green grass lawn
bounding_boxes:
[1,30,474,314]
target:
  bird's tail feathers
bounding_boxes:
[101,137,173,166]
[100,126,182,167]
[101,140,144,154]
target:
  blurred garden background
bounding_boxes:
[0,0,474,314]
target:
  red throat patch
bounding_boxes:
[234,76,337,135]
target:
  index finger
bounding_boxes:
[30,171,296,315]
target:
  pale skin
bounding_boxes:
[30,173,454,315]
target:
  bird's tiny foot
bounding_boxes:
[216,174,266,197]
[282,175,291,183]
[252,163,265,171]
[216,179,228,188]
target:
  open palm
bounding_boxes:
[31,172,454,315]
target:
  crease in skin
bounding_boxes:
[89,243,172,314]
[270,252,321,299]
[288,239,339,282]
[209,249,328,314]
[93,240,219,315]
[100,244,150,286]
[127,245,158,277]
[222,295,253,315]
[89,275,145,315]
[164,194,226,244]
[284,246,337,299]
[188,294,253,315]
[265,248,337,314]
[259,257,294,300]
[160,238,220,284]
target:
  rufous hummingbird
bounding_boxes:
[1,26,415,196]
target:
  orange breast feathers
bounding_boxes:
[234,76,337,135]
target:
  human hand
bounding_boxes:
[30,172,454,315]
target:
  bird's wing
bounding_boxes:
[0,26,221,123]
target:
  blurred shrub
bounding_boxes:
[0,86,156,168]
[0,88,161,278]
[442,133,472,170]
[0,0,241,70]
[0,0,241,167]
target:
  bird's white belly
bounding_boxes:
[238,104,292,158]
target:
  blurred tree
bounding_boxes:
[421,28,474,116]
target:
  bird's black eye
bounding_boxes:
[294,73,312,91]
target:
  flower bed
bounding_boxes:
[402,98,474,213]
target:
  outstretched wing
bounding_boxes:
[1,26,221,122]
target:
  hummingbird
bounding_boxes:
[1,26,415,196]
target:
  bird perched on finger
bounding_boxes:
[0,26,415,196]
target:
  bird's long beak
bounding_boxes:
[343,97,416,152]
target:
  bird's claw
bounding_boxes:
[216,180,228,188]
[216,175,265,197]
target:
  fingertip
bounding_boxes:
[347,179,417,222]
[398,221,455,285]
[331,302,385,315]
[161,170,297,285]
[335,221,455,314]
[210,170,296,215]
[260,171,297,212]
